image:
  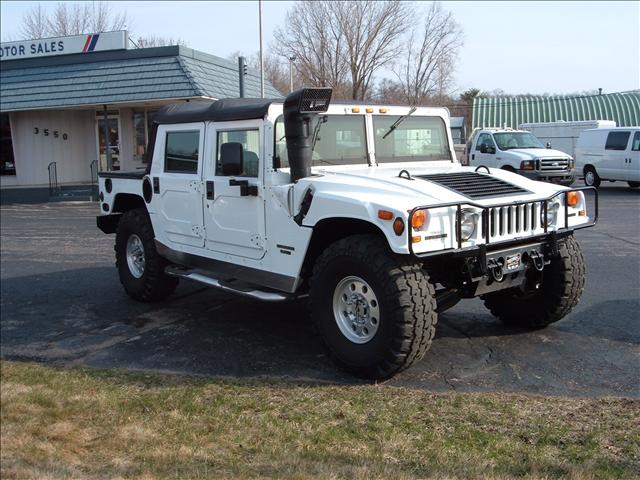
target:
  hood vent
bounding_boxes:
[416,172,530,199]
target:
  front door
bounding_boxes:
[149,123,205,248]
[473,132,497,167]
[203,121,266,260]
[96,116,121,171]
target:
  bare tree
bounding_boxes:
[20,2,129,39]
[396,2,463,105]
[273,1,350,97]
[136,35,185,48]
[336,0,413,100]
[20,4,49,39]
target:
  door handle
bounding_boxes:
[153,177,160,194]
[206,181,214,199]
[472,154,475,160]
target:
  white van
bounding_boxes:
[520,120,617,159]
[575,127,640,188]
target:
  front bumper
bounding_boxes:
[408,186,598,257]
[518,169,576,184]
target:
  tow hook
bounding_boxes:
[529,251,544,272]
[487,259,504,282]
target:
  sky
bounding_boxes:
[1,1,638,96]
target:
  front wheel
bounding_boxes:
[482,235,585,329]
[310,235,438,380]
[115,208,178,301]
[628,181,640,188]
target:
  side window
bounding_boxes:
[605,131,631,151]
[476,133,494,151]
[631,132,640,152]
[164,131,199,174]
[274,117,288,169]
[216,129,260,177]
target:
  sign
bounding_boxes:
[0,30,127,61]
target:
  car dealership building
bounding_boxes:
[0,31,280,202]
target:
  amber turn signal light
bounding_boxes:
[393,218,405,236]
[378,210,394,220]
[411,209,427,229]
[412,235,422,243]
[567,191,579,207]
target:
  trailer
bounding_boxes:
[519,120,616,158]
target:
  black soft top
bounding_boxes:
[153,98,278,124]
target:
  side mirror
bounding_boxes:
[546,142,552,149]
[480,143,494,154]
[220,142,243,176]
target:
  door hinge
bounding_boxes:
[192,225,206,237]
[188,180,204,193]
[249,233,265,248]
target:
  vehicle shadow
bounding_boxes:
[2,267,637,386]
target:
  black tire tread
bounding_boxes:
[310,234,437,379]
[115,208,178,302]
[482,235,585,328]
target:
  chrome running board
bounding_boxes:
[165,266,298,302]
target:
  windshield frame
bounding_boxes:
[493,131,545,150]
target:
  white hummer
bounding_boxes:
[97,88,597,380]
[467,128,576,185]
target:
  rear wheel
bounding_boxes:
[310,234,437,380]
[584,166,601,188]
[628,181,640,188]
[115,208,178,301]
[482,235,585,329]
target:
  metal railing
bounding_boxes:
[48,162,60,196]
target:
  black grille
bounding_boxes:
[298,88,332,113]
[416,172,530,199]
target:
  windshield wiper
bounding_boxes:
[381,106,417,139]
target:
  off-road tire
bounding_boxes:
[584,166,601,188]
[310,234,437,380]
[482,235,585,329]
[628,181,640,188]
[115,208,178,301]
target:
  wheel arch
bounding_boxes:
[112,193,146,213]
[300,217,389,285]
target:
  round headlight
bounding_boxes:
[541,201,560,228]
[459,208,479,241]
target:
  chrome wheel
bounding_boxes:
[333,275,380,344]
[126,234,145,279]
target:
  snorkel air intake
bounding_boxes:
[283,87,332,183]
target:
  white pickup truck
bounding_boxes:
[467,128,576,185]
[97,89,597,379]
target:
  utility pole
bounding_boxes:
[289,56,296,92]
[259,0,264,98]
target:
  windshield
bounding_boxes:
[373,115,451,163]
[274,115,368,168]
[493,132,545,150]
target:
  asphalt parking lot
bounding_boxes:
[1,185,639,397]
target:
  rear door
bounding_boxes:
[603,130,631,180]
[149,123,205,248]
[203,120,266,260]
[626,131,640,182]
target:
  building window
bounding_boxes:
[132,109,158,164]
[0,114,16,175]
[165,131,200,174]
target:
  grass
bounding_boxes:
[1,360,638,480]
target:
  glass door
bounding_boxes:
[96,116,121,171]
